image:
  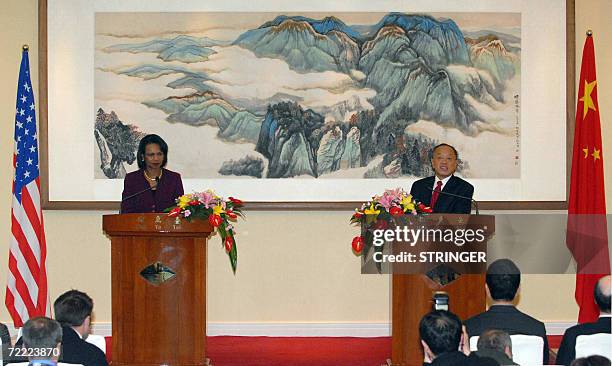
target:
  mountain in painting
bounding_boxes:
[255,101,324,178]
[371,13,471,67]
[466,34,520,85]
[258,15,363,42]
[104,35,221,63]
[233,17,360,73]
[145,92,262,143]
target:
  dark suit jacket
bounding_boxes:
[120,168,184,213]
[555,316,611,365]
[474,350,518,365]
[1,322,12,365]
[425,351,499,366]
[465,305,549,364]
[60,327,108,366]
[410,175,474,214]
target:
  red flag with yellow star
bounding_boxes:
[567,33,610,323]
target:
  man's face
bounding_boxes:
[431,145,458,179]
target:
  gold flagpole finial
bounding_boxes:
[22,44,29,51]
[586,29,593,37]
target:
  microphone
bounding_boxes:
[119,177,160,214]
[428,187,479,215]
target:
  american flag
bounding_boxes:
[5,48,50,327]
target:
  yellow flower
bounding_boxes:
[400,195,415,212]
[178,194,191,209]
[213,205,225,215]
[364,203,380,216]
[400,195,413,207]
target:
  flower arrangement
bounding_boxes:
[166,190,243,273]
[350,188,431,255]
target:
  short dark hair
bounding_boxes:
[419,310,462,356]
[23,316,62,351]
[136,134,168,169]
[54,290,93,327]
[571,356,611,366]
[594,276,611,313]
[432,143,459,160]
[486,259,521,301]
[477,329,512,354]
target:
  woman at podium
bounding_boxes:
[120,134,184,213]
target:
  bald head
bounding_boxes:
[595,275,611,314]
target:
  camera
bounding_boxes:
[432,291,449,311]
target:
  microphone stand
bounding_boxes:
[119,177,159,214]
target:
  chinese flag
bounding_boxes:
[567,34,610,323]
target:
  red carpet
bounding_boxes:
[104,336,391,365]
[104,335,564,365]
[207,336,391,366]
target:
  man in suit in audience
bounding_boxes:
[20,316,63,366]
[474,329,518,366]
[556,275,611,365]
[53,290,108,366]
[410,143,474,214]
[465,259,549,364]
[420,310,499,366]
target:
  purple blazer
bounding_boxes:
[120,168,184,214]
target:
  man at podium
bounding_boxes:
[410,143,474,214]
[120,134,184,213]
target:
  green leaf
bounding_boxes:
[363,229,374,258]
[229,235,237,273]
[373,244,383,274]
[365,214,377,226]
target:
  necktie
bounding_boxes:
[430,181,443,209]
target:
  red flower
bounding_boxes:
[208,214,222,227]
[189,200,200,206]
[226,210,237,219]
[224,235,234,253]
[352,212,364,219]
[418,203,426,210]
[389,206,404,216]
[351,236,364,254]
[229,197,243,206]
[422,206,433,213]
[168,207,182,218]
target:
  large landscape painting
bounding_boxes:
[94,12,521,181]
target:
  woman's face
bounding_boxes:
[144,143,164,170]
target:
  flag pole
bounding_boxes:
[22,44,29,51]
[586,29,592,36]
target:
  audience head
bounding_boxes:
[594,275,611,314]
[419,310,463,358]
[22,316,62,360]
[571,356,611,366]
[486,259,521,302]
[54,289,94,335]
[477,329,513,359]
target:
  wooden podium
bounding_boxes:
[103,213,213,366]
[388,214,495,366]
